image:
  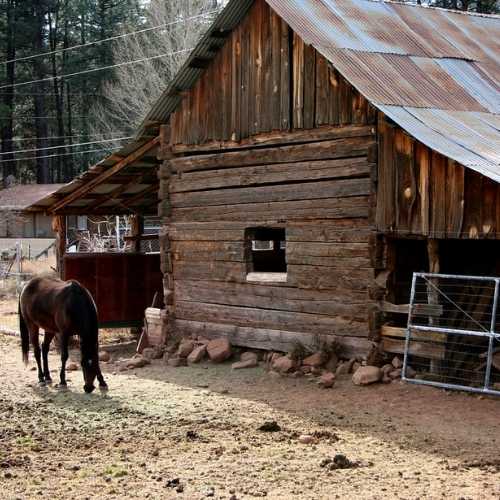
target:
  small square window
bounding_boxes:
[246,227,287,282]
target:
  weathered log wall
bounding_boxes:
[376,114,500,239]
[169,0,375,149]
[158,0,381,357]
[160,125,377,356]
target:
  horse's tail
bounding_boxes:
[18,298,29,365]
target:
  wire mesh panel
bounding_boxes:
[404,273,500,396]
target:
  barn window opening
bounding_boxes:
[246,227,287,282]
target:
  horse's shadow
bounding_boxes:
[30,382,125,415]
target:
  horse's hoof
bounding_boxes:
[38,381,47,387]
[55,383,68,391]
[45,379,53,385]
[99,384,109,393]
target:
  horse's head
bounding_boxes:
[81,356,98,393]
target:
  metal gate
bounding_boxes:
[404,273,500,396]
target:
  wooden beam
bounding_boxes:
[119,184,158,208]
[50,136,160,213]
[86,173,147,211]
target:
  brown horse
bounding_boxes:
[19,276,107,393]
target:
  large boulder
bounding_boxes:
[352,366,382,386]
[317,372,336,388]
[207,338,232,363]
[187,345,207,364]
[177,340,195,358]
[98,351,111,362]
[272,355,295,374]
[302,352,325,368]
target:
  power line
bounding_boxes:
[0,115,89,120]
[11,132,128,143]
[0,48,193,90]
[0,147,116,164]
[1,10,219,66]
[0,136,132,156]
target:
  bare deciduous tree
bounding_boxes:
[90,0,223,145]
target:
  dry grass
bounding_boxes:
[21,254,57,276]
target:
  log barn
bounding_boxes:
[29,0,500,360]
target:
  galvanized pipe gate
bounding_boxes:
[403,273,500,396]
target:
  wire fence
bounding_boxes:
[404,273,500,396]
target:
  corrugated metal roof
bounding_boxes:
[28,0,500,215]
[265,0,500,180]
[135,0,500,181]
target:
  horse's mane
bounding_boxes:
[68,282,98,361]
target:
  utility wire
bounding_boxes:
[0,147,117,164]
[0,136,132,156]
[10,132,128,143]
[0,11,219,66]
[0,115,89,120]
[0,48,193,90]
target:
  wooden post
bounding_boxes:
[129,215,144,253]
[52,215,66,278]
[427,239,441,375]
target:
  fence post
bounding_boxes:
[484,279,499,390]
[15,241,21,288]
[402,272,418,381]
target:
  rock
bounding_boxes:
[207,338,232,363]
[352,366,382,386]
[302,352,325,368]
[352,361,361,373]
[188,345,207,364]
[311,366,322,376]
[197,336,210,345]
[177,340,195,358]
[258,421,281,432]
[98,351,111,362]
[300,365,312,374]
[389,369,402,379]
[324,353,339,373]
[381,364,393,375]
[336,358,355,376]
[291,371,303,378]
[392,356,403,369]
[232,358,258,370]
[405,365,417,378]
[382,374,392,384]
[240,351,259,364]
[125,356,150,369]
[167,357,187,367]
[141,348,155,361]
[150,345,165,360]
[272,355,295,374]
[318,372,336,388]
[298,435,314,444]
[66,362,79,371]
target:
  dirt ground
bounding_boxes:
[1,333,500,500]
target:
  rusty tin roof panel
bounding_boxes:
[380,105,500,181]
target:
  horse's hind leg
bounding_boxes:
[58,333,69,388]
[42,332,55,384]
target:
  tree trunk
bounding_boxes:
[1,0,16,186]
[33,1,50,183]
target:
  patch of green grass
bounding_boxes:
[104,464,128,478]
[15,436,34,447]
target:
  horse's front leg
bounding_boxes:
[58,333,69,388]
[30,331,44,386]
[42,332,55,384]
[96,366,108,391]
